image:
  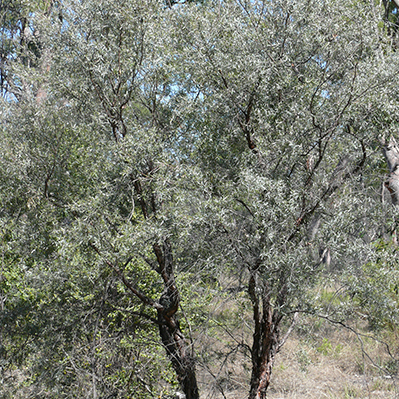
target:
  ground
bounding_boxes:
[194,309,399,399]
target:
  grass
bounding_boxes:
[195,297,399,399]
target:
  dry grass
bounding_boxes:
[268,329,398,399]
[194,298,399,399]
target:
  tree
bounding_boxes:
[0,0,56,102]
[1,0,199,397]
[381,0,399,47]
[2,0,399,398]
[170,0,399,397]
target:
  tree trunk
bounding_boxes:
[130,169,199,397]
[158,312,198,399]
[382,136,399,206]
[248,315,280,399]
[90,239,199,398]
[248,274,281,399]
[154,240,199,399]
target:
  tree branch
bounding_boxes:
[89,242,162,310]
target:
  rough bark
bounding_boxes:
[154,240,199,399]
[158,314,198,399]
[248,274,281,399]
[90,239,199,399]
[382,136,399,206]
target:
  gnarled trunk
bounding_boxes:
[154,240,199,399]
[248,274,282,399]
[158,312,198,399]
[90,238,199,399]
[248,314,280,399]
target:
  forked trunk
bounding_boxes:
[248,274,282,399]
[248,311,280,399]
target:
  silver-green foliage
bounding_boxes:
[171,0,399,309]
[2,0,399,397]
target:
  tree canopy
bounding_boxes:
[2,0,399,398]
